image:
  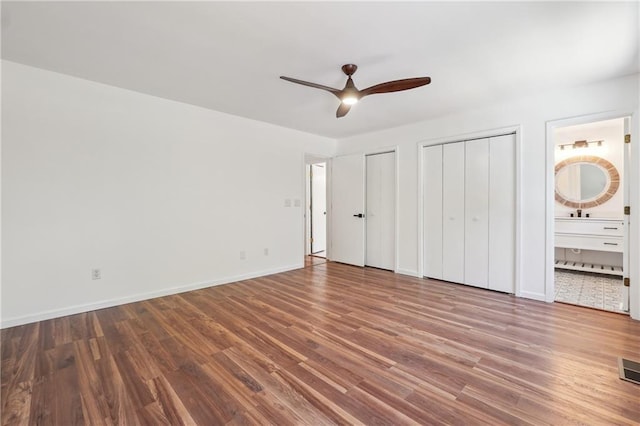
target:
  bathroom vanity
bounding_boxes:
[554,152,625,276]
[555,217,624,275]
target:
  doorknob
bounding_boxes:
[353,213,365,218]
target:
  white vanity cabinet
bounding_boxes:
[555,217,624,275]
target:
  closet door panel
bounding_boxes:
[366,152,395,271]
[423,145,443,279]
[442,142,465,283]
[464,139,489,288]
[489,134,516,293]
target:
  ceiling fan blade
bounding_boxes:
[280,76,341,98]
[336,103,351,118]
[360,77,431,97]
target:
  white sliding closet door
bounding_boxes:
[366,152,395,270]
[442,142,465,284]
[423,145,443,279]
[489,134,516,292]
[422,133,516,293]
[465,139,489,288]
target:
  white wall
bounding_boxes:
[3,60,638,326]
[1,61,336,327]
[554,118,625,218]
[335,74,639,317]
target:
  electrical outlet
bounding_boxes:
[240,250,246,260]
[264,248,269,256]
[91,268,101,280]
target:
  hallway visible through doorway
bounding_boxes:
[306,161,327,259]
[305,254,327,268]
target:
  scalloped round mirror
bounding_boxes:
[555,155,619,209]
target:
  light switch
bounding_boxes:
[284,199,292,207]
[294,199,301,207]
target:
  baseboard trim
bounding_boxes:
[0,263,304,329]
[519,290,547,302]
[396,269,420,278]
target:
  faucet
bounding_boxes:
[577,209,582,218]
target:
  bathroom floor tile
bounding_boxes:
[554,270,626,313]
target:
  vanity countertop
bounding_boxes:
[555,217,623,222]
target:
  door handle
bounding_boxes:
[353,213,365,218]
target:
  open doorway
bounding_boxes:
[552,117,629,313]
[305,162,327,266]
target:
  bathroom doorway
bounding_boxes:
[552,117,629,313]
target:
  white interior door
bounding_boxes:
[442,142,465,283]
[331,154,365,266]
[423,145,443,279]
[464,139,489,288]
[489,134,516,293]
[311,163,327,254]
[366,152,395,270]
[305,164,311,255]
[623,117,630,311]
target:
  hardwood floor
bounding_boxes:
[305,254,327,267]
[2,262,639,425]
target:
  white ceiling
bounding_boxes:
[2,1,638,139]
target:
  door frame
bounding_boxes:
[310,162,327,255]
[545,111,637,319]
[417,125,522,296]
[303,154,330,262]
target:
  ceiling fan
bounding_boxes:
[280,64,431,118]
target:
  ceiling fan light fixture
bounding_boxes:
[342,96,359,105]
[280,63,431,118]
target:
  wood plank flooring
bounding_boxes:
[2,262,640,425]
[305,255,327,267]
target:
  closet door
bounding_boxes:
[366,152,395,270]
[423,145,443,279]
[464,139,489,288]
[489,134,516,292]
[442,142,465,283]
